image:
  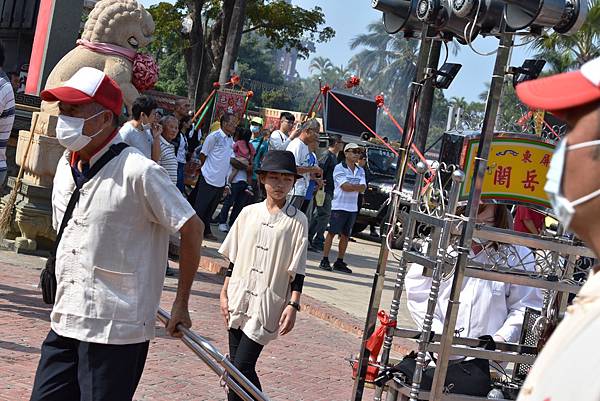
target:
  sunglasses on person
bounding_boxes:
[348,149,362,154]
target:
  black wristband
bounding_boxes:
[287,301,301,312]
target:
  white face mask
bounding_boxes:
[56,111,106,151]
[545,138,600,230]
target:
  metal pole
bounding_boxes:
[427,29,514,401]
[351,26,435,401]
[409,169,465,401]
[414,40,443,153]
[156,308,271,401]
[373,162,428,401]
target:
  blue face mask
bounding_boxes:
[545,138,600,230]
[250,125,260,134]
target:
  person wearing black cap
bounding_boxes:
[218,150,308,401]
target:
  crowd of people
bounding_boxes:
[18,47,600,400]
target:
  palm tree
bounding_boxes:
[349,22,419,117]
[309,56,334,77]
[530,0,600,73]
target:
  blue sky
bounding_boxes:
[139,0,533,102]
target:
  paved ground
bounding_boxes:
[0,251,377,401]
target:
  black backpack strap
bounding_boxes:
[53,143,129,253]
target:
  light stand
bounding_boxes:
[427,25,515,400]
[351,25,440,401]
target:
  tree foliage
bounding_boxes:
[530,0,600,73]
[146,0,334,106]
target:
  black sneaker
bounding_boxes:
[319,259,332,271]
[165,266,176,276]
[333,260,352,274]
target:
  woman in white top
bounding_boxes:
[406,204,543,344]
[219,150,308,401]
[397,204,543,396]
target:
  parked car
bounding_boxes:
[353,143,413,235]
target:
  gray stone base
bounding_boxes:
[0,177,55,253]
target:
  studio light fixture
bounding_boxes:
[511,59,547,87]
[504,0,590,35]
[372,0,423,37]
[416,0,478,43]
[451,0,507,35]
[432,62,463,89]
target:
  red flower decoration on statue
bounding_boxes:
[213,82,221,89]
[320,84,331,95]
[131,53,159,91]
[345,75,361,89]
[246,90,254,98]
[230,74,241,86]
[375,95,385,108]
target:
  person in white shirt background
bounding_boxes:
[513,57,600,401]
[118,95,161,162]
[268,111,301,151]
[193,112,245,241]
[393,204,542,396]
[30,67,204,401]
[286,119,323,213]
[319,143,366,274]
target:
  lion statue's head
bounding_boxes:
[82,0,155,50]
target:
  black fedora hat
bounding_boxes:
[256,150,302,178]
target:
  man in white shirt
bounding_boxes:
[268,111,300,150]
[193,112,243,240]
[118,95,161,161]
[319,143,366,274]
[286,119,322,213]
[30,67,204,401]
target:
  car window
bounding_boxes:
[367,147,398,177]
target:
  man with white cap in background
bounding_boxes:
[319,143,366,274]
[515,57,600,400]
[30,67,204,401]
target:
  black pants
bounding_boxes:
[30,330,149,401]
[219,181,249,226]
[228,328,264,401]
[193,176,224,235]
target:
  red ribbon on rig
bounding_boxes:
[345,75,361,89]
[365,310,397,360]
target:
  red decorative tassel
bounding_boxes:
[246,90,254,98]
[345,75,361,89]
[213,82,221,89]
[365,310,397,360]
[375,95,385,108]
[230,74,241,86]
[321,84,331,95]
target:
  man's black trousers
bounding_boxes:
[193,176,224,235]
[30,330,149,401]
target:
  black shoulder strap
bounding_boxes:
[53,143,129,253]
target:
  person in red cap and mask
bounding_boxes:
[30,67,204,401]
[515,57,600,400]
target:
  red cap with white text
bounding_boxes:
[41,67,123,116]
[516,57,600,116]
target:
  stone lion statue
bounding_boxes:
[43,0,156,114]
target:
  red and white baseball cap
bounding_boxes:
[516,57,600,116]
[41,67,123,116]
